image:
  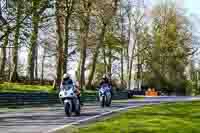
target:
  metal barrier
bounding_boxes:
[0,91,128,107]
[0,93,59,106]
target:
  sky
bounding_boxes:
[149,0,199,15]
[184,0,200,15]
[150,0,200,39]
[180,0,200,65]
[150,0,199,14]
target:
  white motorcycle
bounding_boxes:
[59,84,80,117]
[99,84,112,107]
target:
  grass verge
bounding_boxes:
[0,82,55,93]
[56,101,200,133]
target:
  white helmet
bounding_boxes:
[63,73,70,79]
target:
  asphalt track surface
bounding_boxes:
[0,96,199,133]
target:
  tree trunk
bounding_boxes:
[28,0,40,81]
[102,45,107,73]
[108,43,112,80]
[76,60,81,82]
[0,26,9,77]
[128,39,137,90]
[63,0,75,74]
[0,1,6,25]
[34,46,38,79]
[86,0,119,87]
[10,2,22,82]
[120,48,124,88]
[80,23,89,89]
[79,1,92,89]
[127,18,131,76]
[8,47,11,79]
[87,24,106,88]
[40,47,46,85]
[63,16,69,74]
[56,0,65,85]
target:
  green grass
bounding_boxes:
[58,101,200,133]
[0,82,55,93]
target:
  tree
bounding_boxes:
[56,0,65,85]
[27,0,40,80]
[0,26,9,77]
[142,1,193,93]
[28,0,52,81]
[63,0,76,74]
[0,0,7,25]
[10,0,24,81]
[125,1,132,77]
[87,0,119,88]
[119,1,127,88]
[77,0,93,89]
[127,9,144,90]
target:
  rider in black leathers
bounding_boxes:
[99,76,113,97]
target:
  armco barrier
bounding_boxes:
[0,91,128,107]
[0,93,59,106]
[113,91,129,100]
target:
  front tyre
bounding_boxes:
[100,96,105,107]
[107,97,112,107]
[75,99,81,116]
[105,93,112,107]
[64,102,72,117]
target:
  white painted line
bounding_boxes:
[46,105,141,133]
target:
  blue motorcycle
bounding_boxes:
[99,84,112,107]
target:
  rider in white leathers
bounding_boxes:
[60,74,81,102]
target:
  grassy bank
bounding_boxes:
[58,101,200,133]
[0,82,55,93]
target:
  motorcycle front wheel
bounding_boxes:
[105,93,112,107]
[100,96,105,107]
[75,99,81,116]
[64,102,72,117]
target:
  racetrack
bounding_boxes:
[0,96,199,133]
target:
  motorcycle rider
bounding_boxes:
[75,81,81,104]
[99,75,113,97]
[60,74,81,103]
[60,74,73,87]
